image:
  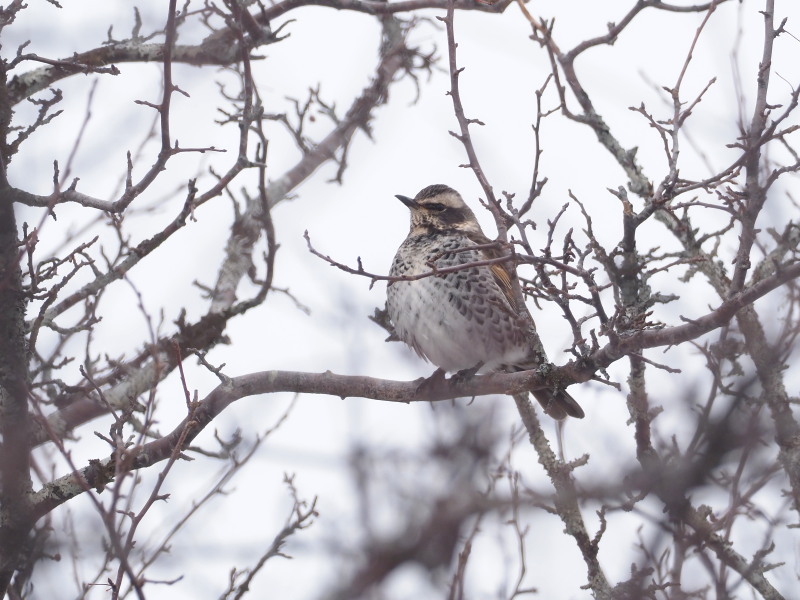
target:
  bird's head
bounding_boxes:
[395,184,483,236]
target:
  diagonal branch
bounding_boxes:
[29,11,420,451]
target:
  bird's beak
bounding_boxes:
[395,194,418,209]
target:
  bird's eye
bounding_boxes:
[426,202,446,212]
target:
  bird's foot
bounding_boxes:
[415,368,448,398]
[450,362,483,385]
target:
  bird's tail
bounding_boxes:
[532,388,585,420]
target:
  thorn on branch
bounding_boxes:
[192,348,231,385]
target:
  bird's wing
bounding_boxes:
[489,262,517,311]
[465,231,520,313]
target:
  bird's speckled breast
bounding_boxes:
[386,231,530,372]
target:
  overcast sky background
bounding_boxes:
[6,1,800,598]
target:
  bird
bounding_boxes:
[386,184,584,420]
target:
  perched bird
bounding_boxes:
[386,184,584,420]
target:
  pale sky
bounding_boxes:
[9,1,800,598]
